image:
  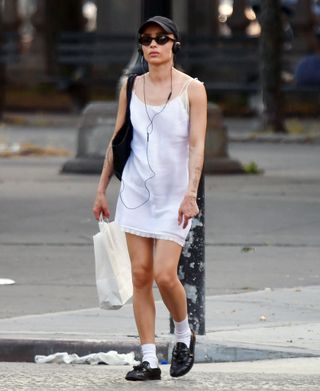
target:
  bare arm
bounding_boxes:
[178,80,207,228]
[187,80,207,196]
[92,79,128,219]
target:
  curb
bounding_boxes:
[61,157,246,175]
[2,113,80,128]
[61,157,103,174]
[1,338,319,364]
[0,338,166,363]
[229,134,320,144]
[193,338,320,362]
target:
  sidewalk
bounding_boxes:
[1,111,320,146]
[225,117,320,143]
[0,285,319,363]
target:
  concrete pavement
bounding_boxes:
[0,113,319,367]
[1,359,320,391]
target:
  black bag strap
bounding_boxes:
[125,74,137,116]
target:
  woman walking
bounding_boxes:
[93,16,207,381]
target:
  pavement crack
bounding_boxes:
[206,243,320,248]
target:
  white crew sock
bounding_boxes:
[174,316,192,348]
[141,343,158,368]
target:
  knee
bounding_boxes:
[154,270,177,291]
[131,264,153,290]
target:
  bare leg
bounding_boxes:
[153,240,195,378]
[125,233,155,344]
[153,239,187,322]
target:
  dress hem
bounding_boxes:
[119,225,185,247]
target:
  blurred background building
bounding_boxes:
[0,0,319,114]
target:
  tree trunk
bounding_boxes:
[0,11,5,120]
[44,0,85,75]
[260,0,287,133]
[44,0,88,111]
[141,0,171,20]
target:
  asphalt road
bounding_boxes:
[0,139,320,318]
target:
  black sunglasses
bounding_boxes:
[139,34,176,46]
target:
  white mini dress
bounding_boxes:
[115,77,197,247]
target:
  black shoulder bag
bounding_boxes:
[112,74,137,181]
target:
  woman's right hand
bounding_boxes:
[92,192,110,220]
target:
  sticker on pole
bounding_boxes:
[0,278,15,285]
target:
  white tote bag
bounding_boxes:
[93,217,133,309]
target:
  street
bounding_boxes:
[0,359,319,391]
[0,140,320,316]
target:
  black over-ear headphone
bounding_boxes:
[138,40,181,55]
[172,41,181,54]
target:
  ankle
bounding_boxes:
[173,316,191,348]
[141,343,158,368]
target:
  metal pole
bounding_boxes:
[170,174,206,335]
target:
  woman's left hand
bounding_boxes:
[178,194,199,229]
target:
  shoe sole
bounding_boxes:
[125,375,161,381]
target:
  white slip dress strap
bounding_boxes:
[179,77,198,114]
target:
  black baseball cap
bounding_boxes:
[138,16,180,41]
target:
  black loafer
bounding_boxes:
[125,361,161,381]
[170,330,196,378]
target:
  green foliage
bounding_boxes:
[241,247,255,253]
[243,161,263,174]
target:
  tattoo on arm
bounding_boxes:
[103,142,114,181]
[104,143,113,165]
[190,166,202,194]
